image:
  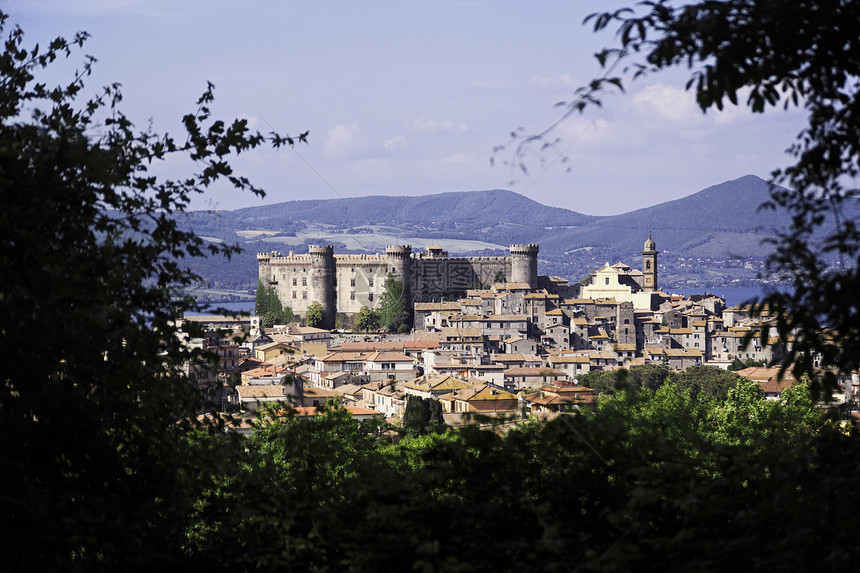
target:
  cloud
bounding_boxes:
[407,118,467,133]
[631,83,704,123]
[527,74,579,91]
[383,136,407,151]
[440,152,476,165]
[472,79,510,89]
[324,123,362,155]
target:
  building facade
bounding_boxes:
[258,244,539,328]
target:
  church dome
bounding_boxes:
[644,234,656,251]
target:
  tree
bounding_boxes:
[378,272,410,333]
[728,356,768,371]
[402,395,445,435]
[257,279,293,327]
[353,305,380,332]
[507,1,860,391]
[0,12,304,568]
[306,301,325,328]
[255,278,270,318]
[578,364,674,394]
[676,365,744,402]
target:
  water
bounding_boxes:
[185,300,255,316]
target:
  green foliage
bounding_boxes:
[578,364,675,395]
[402,395,445,435]
[0,12,302,568]
[378,272,410,332]
[353,305,380,332]
[676,365,744,402]
[728,356,768,371]
[335,312,349,331]
[255,278,269,317]
[305,301,325,328]
[184,389,852,571]
[257,279,292,327]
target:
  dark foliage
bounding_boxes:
[0,13,302,568]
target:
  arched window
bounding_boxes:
[645,260,652,270]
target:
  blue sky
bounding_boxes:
[7,0,805,215]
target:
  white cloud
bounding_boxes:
[407,118,467,133]
[383,135,407,151]
[440,152,476,165]
[472,79,510,89]
[527,74,579,91]
[324,123,362,155]
[631,83,704,124]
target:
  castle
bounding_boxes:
[258,237,659,328]
[257,244,540,328]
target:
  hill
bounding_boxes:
[182,175,849,293]
[540,175,791,258]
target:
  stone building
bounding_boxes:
[258,244,539,329]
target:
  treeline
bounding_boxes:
[147,378,860,571]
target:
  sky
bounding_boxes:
[6,0,806,215]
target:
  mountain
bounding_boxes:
[229,188,598,230]
[540,175,793,258]
[182,175,846,292]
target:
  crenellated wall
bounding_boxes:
[258,244,537,319]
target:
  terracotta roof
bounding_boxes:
[293,405,380,417]
[548,355,590,364]
[406,375,475,393]
[317,351,372,363]
[504,367,565,377]
[414,302,461,311]
[365,351,414,362]
[236,384,289,399]
[451,384,517,403]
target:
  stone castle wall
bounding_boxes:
[258,245,538,324]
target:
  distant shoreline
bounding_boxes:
[186,286,784,317]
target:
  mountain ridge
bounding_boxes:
[181,175,826,291]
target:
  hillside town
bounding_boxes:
[181,236,858,428]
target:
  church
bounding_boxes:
[580,235,660,310]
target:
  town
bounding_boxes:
[182,235,858,428]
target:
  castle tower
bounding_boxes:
[510,244,539,289]
[308,245,336,329]
[385,245,413,324]
[642,234,658,292]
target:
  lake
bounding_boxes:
[185,300,255,316]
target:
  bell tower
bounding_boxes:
[642,233,658,292]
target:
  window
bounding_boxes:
[292,291,297,299]
[368,293,374,301]
[645,260,651,270]
[605,277,610,285]
[368,278,374,287]
[302,292,308,300]
[350,278,355,287]
[292,278,297,286]
[302,277,307,287]
[350,292,355,300]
